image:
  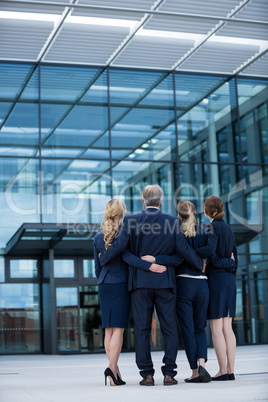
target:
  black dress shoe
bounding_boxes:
[184,376,200,383]
[198,366,212,383]
[212,374,228,381]
[117,374,126,385]
[163,375,178,386]
[228,373,235,381]
[139,375,154,386]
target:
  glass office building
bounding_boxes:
[0,62,267,354]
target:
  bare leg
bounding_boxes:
[198,358,206,368]
[222,316,236,374]
[210,319,227,376]
[104,327,113,362]
[108,328,124,375]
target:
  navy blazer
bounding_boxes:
[155,225,236,276]
[99,208,203,291]
[94,231,130,285]
[194,219,238,275]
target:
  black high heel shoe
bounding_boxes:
[117,374,126,385]
[104,368,120,386]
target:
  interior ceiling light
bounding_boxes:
[65,15,138,29]
[0,11,60,23]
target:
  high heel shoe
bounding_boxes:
[117,374,126,385]
[104,368,120,386]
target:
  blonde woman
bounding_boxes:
[141,201,236,383]
[94,199,130,386]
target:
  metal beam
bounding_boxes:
[1,0,268,26]
[234,48,268,75]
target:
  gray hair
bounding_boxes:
[142,185,164,207]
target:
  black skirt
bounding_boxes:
[98,282,131,329]
[207,272,236,319]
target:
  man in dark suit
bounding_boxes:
[99,185,203,386]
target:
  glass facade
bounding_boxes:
[0,62,267,353]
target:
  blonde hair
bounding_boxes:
[177,201,196,238]
[204,196,225,220]
[101,199,127,249]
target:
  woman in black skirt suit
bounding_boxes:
[94,199,131,386]
[204,196,237,381]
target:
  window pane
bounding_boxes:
[41,66,109,158]
[176,78,239,163]
[56,287,79,351]
[237,78,268,166]
[110,70,176,161]
[0,284,41,352]
[0,157,40,250]
[83,260,95,278]
[0,64,39,157]
[54,260,74,278]
[42,159,111,224]
[0,257,4,282]
[10,259,38,278]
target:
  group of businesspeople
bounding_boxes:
[94,185,237,386]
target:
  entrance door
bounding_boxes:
[56,287,79,352]
[79,285,103,352]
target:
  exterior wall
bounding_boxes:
[0,63,267,353]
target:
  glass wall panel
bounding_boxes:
[10,259,38,279]
[233,279,251,345]
[0,157,40,250]
[56,287,79,351]
[54,260,75,278]
[83,260,95,278]
[112,161,176,215]
[0,64,39,157]
[176,79,239,164]
[41,66,109,159]
[79,285,102,352]
[42,159,111,224]
[0,257,4,282]
[237,78,268,167]
[0,284,41,352]
[110,70,176,161]
[249,278,268,344]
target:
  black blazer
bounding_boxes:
[195,219,238,275]
[99,208,203,291]
[155,225,236,276]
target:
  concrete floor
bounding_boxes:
[0,345,267,402]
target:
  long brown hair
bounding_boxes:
[177,200,196,238]
[204,196,225,220]
[101,199,126,249]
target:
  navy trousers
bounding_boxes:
[131,288,178,378]
[176,277,209,370]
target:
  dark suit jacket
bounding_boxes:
[194,219,238,275]
[99,208,203,291]
[94,231,130,285]
[155,225,236,276]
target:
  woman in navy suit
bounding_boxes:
[94,199,166,386]
[141,200,235,383]
[94,199,130,386]
[203,196,237,381]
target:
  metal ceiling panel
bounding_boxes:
[240,52,268,76]
[176,41,260,74]
[73,0,157,19]
[157,0,243,17]
[0,0,67,14]
[144,14,217,34]
[0,19,54,60]
[113,36,195,69]
[44,23,130,64]
[216,22,268,40]
[232,0,268,22]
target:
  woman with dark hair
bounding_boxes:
[203,196,237,381]
[141,200,236,383]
